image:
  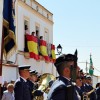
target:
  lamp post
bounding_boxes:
[55,44,62,77]
[56,44,62,55]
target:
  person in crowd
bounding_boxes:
[24,25,29,52]
[81,75,87,93]
[2,83,14,100]
[38,36,44,56]
[27,70,43,100]
[85,75,96,100]
[96,82,100,100]
[14,65,31,100]
[10,80,15,84]
[75,77,83,100]
[96,82,100,88]
[29,70,38,89]
[80,69,84,78]
[31,32,35,36]
[25,25,29,35]
[47,54,80,100]
[1,81,8,96]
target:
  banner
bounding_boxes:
[26,35,40,60]
[51,44,56,63]
[89,54,94,75]
[40,40,49,62]
[3,0,16,59]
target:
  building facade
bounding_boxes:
[0,0,57,83]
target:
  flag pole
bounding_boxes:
[0,25,4,99]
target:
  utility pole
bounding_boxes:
[0,25,4,99]
[78,61,90,74]
[86,61,88,74]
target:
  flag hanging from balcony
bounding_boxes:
[25,35,40,60]
[3,0,16,59]
[89,54,94,75]
[40,40,49,62]
[51,44,56,63]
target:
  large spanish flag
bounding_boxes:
[40,40,49,62]
[26,35,40,60]
[51,44,56,63]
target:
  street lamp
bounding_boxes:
[56,44,62,55]
[55,44,62,77]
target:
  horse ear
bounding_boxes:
[74,49,77,56]
[74,49,78,62]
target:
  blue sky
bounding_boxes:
[37,0,100,76]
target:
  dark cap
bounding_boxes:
[30,70,38,75]
[18,65,31,70]
[54,54,77,67]
[86,75,92,80]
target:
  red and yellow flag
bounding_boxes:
[40,40,49,62]
[51,44,56,63]
[26,35,40,60]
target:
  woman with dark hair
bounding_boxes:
[96,82,100,88]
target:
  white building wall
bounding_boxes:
[17,4,54,74]
[2,66,18,82]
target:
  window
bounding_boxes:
[36,26,40,38]
[44,30,49,43]
[24,19,29,34]
[24,17,30,52]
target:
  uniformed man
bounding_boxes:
[47,54,79,100]
[27,70,36,100]
[85,75,96,100]
[96,82,100,100]
[27,70,43,100]
[14,65,31,100]
[27,70,42,99]
[75,77,83,100]
[28,70,38,90]
[81,75,87,93]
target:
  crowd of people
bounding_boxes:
[1,53,100,100]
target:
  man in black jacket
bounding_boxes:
[14,65,31,100]
[85,75,96,100]
[47,54,80,100]
[27,70,43,100]
[96,82,100,100]
[75,77,83,99]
